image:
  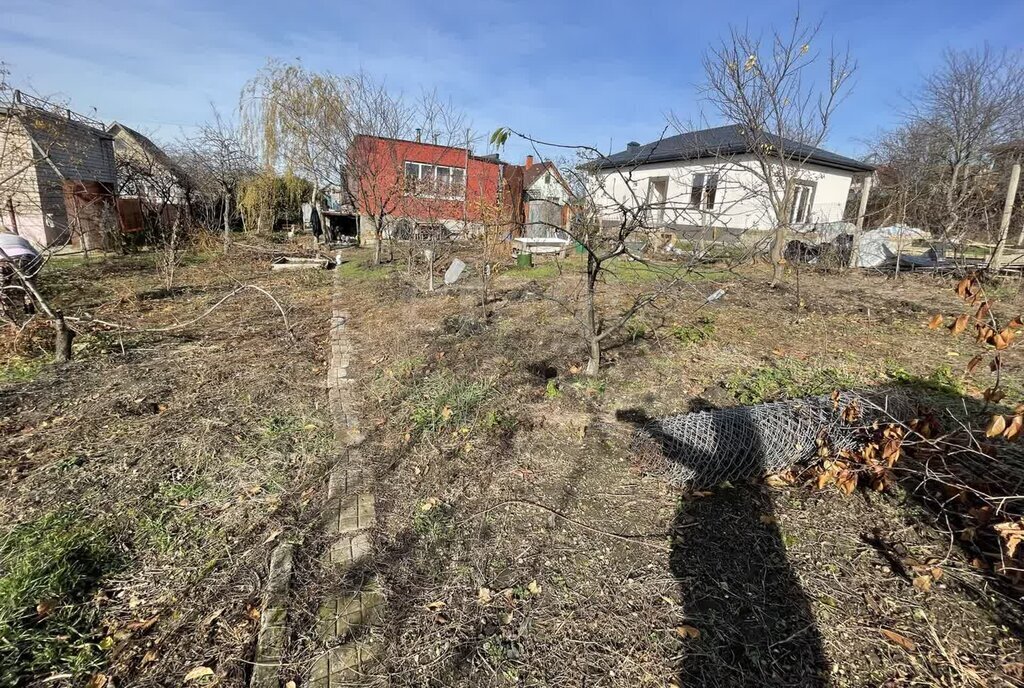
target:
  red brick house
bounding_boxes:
[349,134,505,244]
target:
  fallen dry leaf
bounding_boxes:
[927,314,944,330]
[263,528,283,545]
[675,624,701,639]
[184,666,215,682]
[986,415,1007,438]
[84,674,108,688]
[1005,415,1023,441]
[527,579,542,595]
[950,314,969,335]
[912,575,932,592]
[880,628,916,652]
[424,600,446,612]
[477,587,492,605]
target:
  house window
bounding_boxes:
[789,181,816,224]
[690,173,718,210]
[404,161,465,198]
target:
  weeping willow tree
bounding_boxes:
[239,60,467,263]
[236,171,313,233]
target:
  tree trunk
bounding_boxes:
[53,312,74,363]
[584,254,601,376]
[585,337,601,376]
[222,191,231,254]
[770,180,795,287]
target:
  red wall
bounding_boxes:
[351,135,501,223]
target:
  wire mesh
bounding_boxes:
[632,391,911,488]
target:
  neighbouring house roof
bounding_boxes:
[108,121,188,184]
[595,125,875,173]
[523,161,557,189]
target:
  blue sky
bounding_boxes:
[2,0,1022,164]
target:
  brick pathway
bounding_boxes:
[310,276,381,686]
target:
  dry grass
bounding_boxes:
[0,240,335,685]
[323,249,1024,687]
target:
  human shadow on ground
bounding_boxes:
[619,404,829,687]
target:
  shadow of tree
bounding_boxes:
[619,404,828,686]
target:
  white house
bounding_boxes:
[590,125,874,239]
[521,155,572,238]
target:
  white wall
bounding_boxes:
[592,154,855,231]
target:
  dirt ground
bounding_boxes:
[0,240,335,686]
[3,240,1024,687]
[327,249,1024,687]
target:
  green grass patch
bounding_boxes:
[502,261,564,279]
[725,360,857,404]
[670,316,716,345]
[885,363,967,398]
[0,511,122,683]
[407,371,492,434]
[0,355,47,383]
[336,258,394,281]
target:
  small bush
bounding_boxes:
[726,361,856,404]
[0,511,122,683]
[670,316,716,345]
[408,372,492,434]
[625,319,649,342]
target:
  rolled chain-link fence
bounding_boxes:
[632,391,912,488]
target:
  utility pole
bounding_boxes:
[849,175,873,269]
[462,127,470,234]
[990,162,1020,271]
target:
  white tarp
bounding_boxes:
[855,225,929,268]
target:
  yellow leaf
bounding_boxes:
[986,415,1007,438]
[1004,415,1023,441]
[184,666,215,682]
[440,405,453,421]
[285,682,297,688]
[675,624,701,639]
[477,587,492,605]
[527,579,542,595]
[880,628,916,652]
[99,636,114,650]
[425,600,446,612]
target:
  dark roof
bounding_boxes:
[108,122,188,182]
[596,125,874,173]
[523,160,558,188]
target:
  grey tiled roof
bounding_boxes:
[596,125,874,173]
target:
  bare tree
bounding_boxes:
[699,13,855,285]
[178,107,255,252]
[872,48,1024,258]
[492,128,739,375]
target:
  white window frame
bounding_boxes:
[404,161,466,199]
[788,181,816,224]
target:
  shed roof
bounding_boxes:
[596,125,874,173]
